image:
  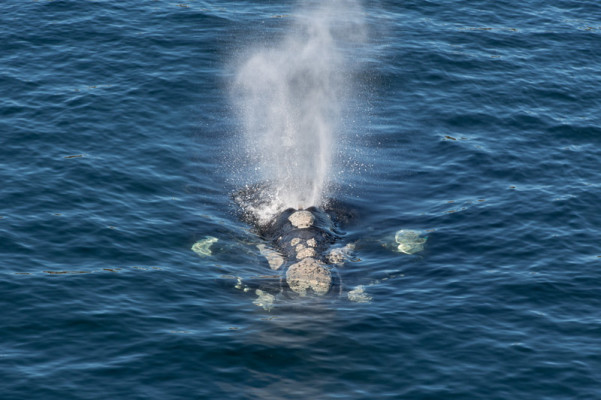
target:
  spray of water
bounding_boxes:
[231,1,366,224]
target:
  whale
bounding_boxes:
[245,206,354,299]
[196,198,423,309]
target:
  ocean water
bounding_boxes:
[2,1,601,399]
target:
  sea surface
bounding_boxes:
[2,1,601,399]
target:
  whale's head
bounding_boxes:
[256,207,338,296]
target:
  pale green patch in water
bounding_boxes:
[234,277,243,290]
[256,244,284,270]
[191,236,218,256]
[395,230,427,254]
[253,289,275,311]
[347,285,372,303]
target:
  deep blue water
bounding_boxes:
[2,1,601,399]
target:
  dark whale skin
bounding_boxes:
[259,207,337,260]
[249,207,342,297]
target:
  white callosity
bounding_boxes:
[296,247,317,260]
[286,257,332,296]
[288,210,315,229]
[327,243,355,265]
